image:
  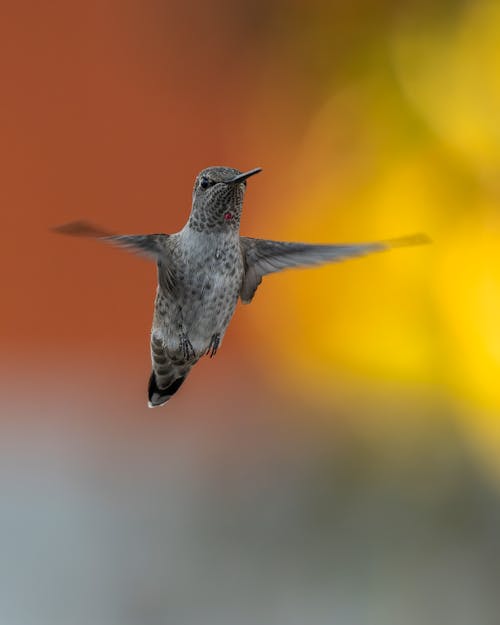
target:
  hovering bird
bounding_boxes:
[54,166,428,407]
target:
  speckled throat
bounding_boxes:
[188,183,244,233]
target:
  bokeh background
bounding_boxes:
[2,0,500,623]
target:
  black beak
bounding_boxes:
[226,168,262,184]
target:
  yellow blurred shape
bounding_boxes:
[436,212,500,408]
[246,1,500,476]
[252,157,434,397]
[434,211,500,476]
[393,0,500,181]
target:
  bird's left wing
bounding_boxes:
[239,234,429,303]
[53,220,169,260]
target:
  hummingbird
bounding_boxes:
[54,166,429,407]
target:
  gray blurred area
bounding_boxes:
[1,370,500,625]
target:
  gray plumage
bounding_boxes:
[54,166,429,407]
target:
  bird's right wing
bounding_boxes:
[52,220,169,261]
[239,233,429,303]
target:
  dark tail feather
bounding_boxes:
[148,371,187,408]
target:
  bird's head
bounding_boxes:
[189,166,262,232]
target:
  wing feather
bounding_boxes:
[52,220,169,260]
[240,233,429,303]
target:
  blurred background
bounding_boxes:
[1,0,500,623]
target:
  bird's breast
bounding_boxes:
[177,229,243,287]
[165,230,243,350]
[183,243,243,307]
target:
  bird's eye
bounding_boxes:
[200,176,212,190]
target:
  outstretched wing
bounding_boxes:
[239,233,430,303]
[52,220,169,260]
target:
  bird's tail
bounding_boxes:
[148,331,194,407]
[148,370,188,407]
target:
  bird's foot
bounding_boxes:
[206,333,220,358]
[179,334,195,360]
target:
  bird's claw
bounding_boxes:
[206,333,220,358]
[179,334,195,360]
